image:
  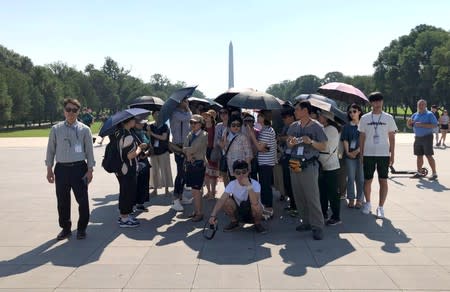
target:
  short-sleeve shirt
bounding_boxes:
[224,178,261,206]
[341,123,361,158]
[257,126,277,166]
[358,111,397,156]
[150,123,170,155]
[286,120,327,160]
[411,110,438,137]
[119,129,138,176]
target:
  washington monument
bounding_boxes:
[228,41,234,88]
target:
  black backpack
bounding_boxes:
[101,131,123,173]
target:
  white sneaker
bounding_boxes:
[180,197,193,205]
[362,202,372,215]
[171,199,184,212]
[376,206,385,219]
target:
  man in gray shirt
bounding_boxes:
[45,98,95,240]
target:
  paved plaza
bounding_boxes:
[0,133,450,291]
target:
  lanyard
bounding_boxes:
[371,113,383,133]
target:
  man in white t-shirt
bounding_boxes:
[208,160,266,233]
[358,92,397,219]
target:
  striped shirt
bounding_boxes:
[257,126,277,166]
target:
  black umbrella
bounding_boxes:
[294,94,347,125]
[188,96,223,111]
[227,90,282,110]
[214,87,254,106]
[98,108,150,137]
[129,96,164,111]
[158,86,197,125]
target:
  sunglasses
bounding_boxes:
[234,169,248,175]
[230,122,241,127]
[65,107,79,113]
[348,110,358,114]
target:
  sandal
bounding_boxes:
[347,200,355,208]
[355,201,363,209]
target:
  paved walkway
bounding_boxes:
[0,133,450,291]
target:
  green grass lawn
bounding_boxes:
[0,122,103,138]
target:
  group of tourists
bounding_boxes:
[45,92,442,241]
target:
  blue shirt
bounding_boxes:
[411,110,438,137]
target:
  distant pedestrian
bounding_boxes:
[431,105,440,146]
[438,109,448,147]
[407,99,438,180]
[45,98,95,240]
[359,92,397,219]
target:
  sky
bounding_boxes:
[1,0,449,99]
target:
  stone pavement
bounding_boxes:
[0,133,449,291]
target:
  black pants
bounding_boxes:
[280,154,296,208]
[250,158,258,180]
[173,152,185,198]
[136,159,150,204]
[258,164,274,208]
[319,168,340,220]
[54,162,89,231]
[117,173,137,215]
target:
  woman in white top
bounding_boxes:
[438,109,449,147]
[317,111,341,226]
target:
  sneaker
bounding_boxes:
[171,199,184,212]
[180,197,193,205]
[362,202,372,215]
[135,204,149,212]
[312,228,324,240]
[410,172,422,179]
[376,206,385,219]
[254,224,267,234]
[119,218,140,228]
[117,215,138,223]
[436,142,441,147]
[429,174,438,181]
[223,221,240,232]
[326,218,342,226]
[295,223,312,232]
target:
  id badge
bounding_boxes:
[154,140,159,147]
[373,134,380,145]
[350,140,357,149]
[74,143,83,153]
[296,146,304,156]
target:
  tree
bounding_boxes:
[0,76,12,126]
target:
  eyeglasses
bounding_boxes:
[348,110,358,114]
[230,122,241,128]
[65,107,79,113]
[234,169,248,175]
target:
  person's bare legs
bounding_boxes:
[223,198,238,222]
[425,155,437,174]
[378,178,388,207]
[192,189,202,216]
[416,155,424,172]
[364,179,373,203]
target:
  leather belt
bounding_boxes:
[57,161,85,167]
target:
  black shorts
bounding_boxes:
[232,197,253,223]
[363,156,390,180]
[413,134,434,156]
[441,124,449,130]
[185,162,206,190]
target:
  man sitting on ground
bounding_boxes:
[208,160,267,233]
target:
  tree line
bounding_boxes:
[267,24,450,114]
[1,24,449,127]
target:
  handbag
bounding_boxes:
[210,145,222,162]
[219,135,238,173]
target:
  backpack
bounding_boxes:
[101,131,123,173]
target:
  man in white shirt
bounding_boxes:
[208,160,266,233]
[358,92,397,219]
